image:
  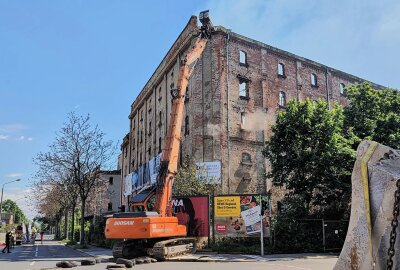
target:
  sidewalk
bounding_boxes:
[169,252,338,262]
[74,245,338,263]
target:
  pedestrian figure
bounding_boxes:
[2,231,12,253]
[10,233,15,249]
[31,226,37,244]
[40,231,44,244]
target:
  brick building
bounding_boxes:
[120,15,381,200]
[85,169,122,217]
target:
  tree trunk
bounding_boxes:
[64,208,68,239]
[70,205,75,241]
[80,199,86,245]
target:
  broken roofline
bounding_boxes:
[130,14,386,116]
[130,16,199,117]
[221,26,385,90]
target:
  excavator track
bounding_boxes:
[112,238,196,260]
[152,237,197,260]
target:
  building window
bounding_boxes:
[140,153,142,166]
[140,111,143,121]
[278,63,285,77]
[158,137,162,153]
[148,147,151,155]
[239,50,247,66]
[109,177,114,185]
[140,131,143,143]
[133,119,136,129]
[279,91,286,107]
[239,81,249,99]
[340,83,346,95]
[158,111,162,128]
[108,202,113,211]
[311,73,318,87]
[149,122,152,136]
[184,115,189,135]
[241,112,246,127]
[242,153,251,163]
[124,148,127,158]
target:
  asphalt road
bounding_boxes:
[0,240,337,270]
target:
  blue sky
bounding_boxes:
[1,0,399,219]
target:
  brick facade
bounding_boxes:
[121,16,382,197]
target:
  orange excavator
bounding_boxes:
[105,11,213,260]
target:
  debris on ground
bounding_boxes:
[116,258,133,268]
[81,258,96,265]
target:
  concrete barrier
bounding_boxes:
[334,141,400,270]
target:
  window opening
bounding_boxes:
[340,83,346,95]
[242,153,251,163]
[239,50,247,65]
[184,115,189,135]
[311,73,318,86]
[279,91,286,107]
[278,63,285,77]
[239,81,249,98]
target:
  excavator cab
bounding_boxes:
[128,189,156,212]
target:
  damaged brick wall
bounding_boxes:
[123,17,383,198]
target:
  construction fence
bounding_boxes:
[173,194,348,254]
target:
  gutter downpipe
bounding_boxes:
[226,30,231,193]
[325,67,330,109]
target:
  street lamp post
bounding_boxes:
[0,178,21,222]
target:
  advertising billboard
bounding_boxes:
[172,196,209,237]
[214,195,270,237]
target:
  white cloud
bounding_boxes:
[205,0,400,88]
[0,124,27,134]
[0,123,33,142]
[5,172,24,178]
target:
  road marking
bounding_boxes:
[35,245,38,257]
[30,261,35,266]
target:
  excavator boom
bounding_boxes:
[105,10,213,260]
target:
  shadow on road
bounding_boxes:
[0,240,89,262]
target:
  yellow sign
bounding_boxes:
[214,196,241,217]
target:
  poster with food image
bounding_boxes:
[214,195,271,237]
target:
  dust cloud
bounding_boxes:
[241,109,266,131]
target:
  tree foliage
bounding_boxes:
[1,199,27,224]
[344,82,400,149]
[172,160,211,196]
[263,99,356,218]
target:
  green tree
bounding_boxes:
[172,160,211,196]
[344,82,400,149]
[1,199,27,224]
[263,99,355,218]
